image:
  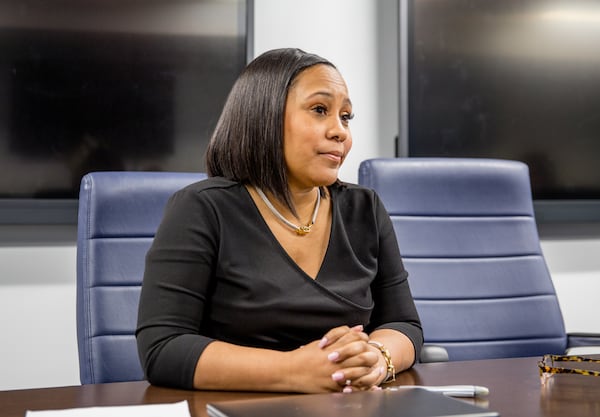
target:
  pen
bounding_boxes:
[387,385,490,397]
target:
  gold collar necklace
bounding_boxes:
[255,187,320,236]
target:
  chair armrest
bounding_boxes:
[566,333,600,356]
[565,346,600,356]
[419,345,449,363]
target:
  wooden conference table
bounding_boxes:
[2,356,600,417]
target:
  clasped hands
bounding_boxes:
[290,324,388,393]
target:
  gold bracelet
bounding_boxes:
[368,340,396,383]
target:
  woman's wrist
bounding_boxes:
[367,340,396,383]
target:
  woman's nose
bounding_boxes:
[327,117,348,142]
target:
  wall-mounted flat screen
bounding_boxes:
[0,0,249,223]
[403,0,600,211]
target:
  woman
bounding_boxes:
[136,48,423,393]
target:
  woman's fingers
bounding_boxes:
[331,365,386,391]
[326,340,379,367]
[319,324,366,349]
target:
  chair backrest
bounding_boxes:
[359,158,567,360]
[76,171,206,384]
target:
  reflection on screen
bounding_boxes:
[0,0,247,198]
[408,0,600,199]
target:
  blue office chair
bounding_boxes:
[76,171,206,384]
[359,158,599,361]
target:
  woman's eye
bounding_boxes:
[313,105,327,115]
[341,113,355,123]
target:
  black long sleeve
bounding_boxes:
[136,178,422,388]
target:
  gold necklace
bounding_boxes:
[255,187,320,235]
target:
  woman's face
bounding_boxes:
[283,64,353,191]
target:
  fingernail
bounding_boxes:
[331,371,345,381]
[327,351,340,362]
[343,386,353,393]
[379,366,385,375]
[351,324,364,332]
[318,336,328,349]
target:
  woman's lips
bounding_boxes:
[320,150,343,164]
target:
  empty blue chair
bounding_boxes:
[359,158,598,361]
[76,171,206,384]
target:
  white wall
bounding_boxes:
[539,223,600,334]
[0,0,599,391]
[0,226,79,390]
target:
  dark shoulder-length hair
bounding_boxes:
[205,47,335,214]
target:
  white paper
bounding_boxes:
[25,400,191,417]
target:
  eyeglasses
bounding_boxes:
[538,354,600,378]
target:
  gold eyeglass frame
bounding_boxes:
[538,354,600,377]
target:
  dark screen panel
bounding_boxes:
[0,0,247,203]
[407,0,600,200]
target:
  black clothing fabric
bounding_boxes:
[136,177,423,389]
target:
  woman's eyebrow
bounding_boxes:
[306,91,352,107]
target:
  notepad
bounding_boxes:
[207,388,499,417]
[25,400,191,417]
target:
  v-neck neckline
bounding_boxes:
[244,185,335,280]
